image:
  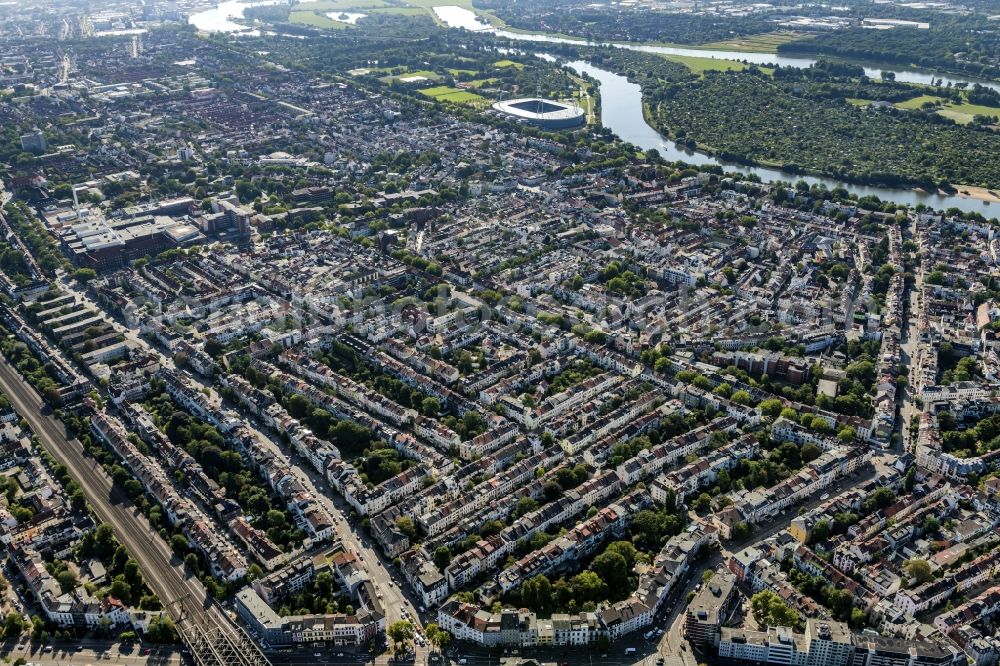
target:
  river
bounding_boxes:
[188,0,282,33]
[185,1,998,214]
[433,5,999,215]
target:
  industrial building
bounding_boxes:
[718,619,964,666]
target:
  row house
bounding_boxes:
[495,491,650,594]
[616,416,740,485]
[894,546,1000,617]
[399,550,449,608]
[735,446,871,524]
[559,390,660,454]
[651,434,759,506]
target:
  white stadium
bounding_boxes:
[492,97,586,129]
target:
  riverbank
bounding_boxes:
[634,93,1000,212]
[954,185,1000,204]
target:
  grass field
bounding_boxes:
[494,59,524,70]
[294,0,386,9]
[463,78,500,89]
[846,98,872,107]
[665,54,772,75]
[937,101,1000,124]
[402,0,473,7]
[369,6,426,16]
[699,31,806,53]
[381,69,441,83]
[894,94,947,110]
[288,10,349,28]
[419,86,486,105]
[891,93,1000,124]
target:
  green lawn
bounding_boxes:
[494,59,524,70]
[463,78,500,89]
[419,86,486,105]
[382,70,442,83]
[294,0,386,9]
[699,31,807,53]
[937,101,1000,124]
[402,0,473,6]
[664,54,771,75]
[891,91,1000,123]
[288,10,349,28]
[846,98,872,107]
[894,94,947,110]
[369,6,426,15]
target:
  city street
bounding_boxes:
[0,356,224,632]
[0,640,182,666]
[51,276,424,632]
[898,215,924,452]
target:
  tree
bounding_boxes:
[750,590,799,628]
[800,442,822,464]
[110,579,132,604]
[395,516,417,540]
[387,620,414,653]
[170,534,189,554]
[315,571,334,597]
[266,509,286,528]
[714,382,732,398]
[432,546,451,571]
[903,559,932,585]
[606,541,637,571]
[591,551,629,596]
[731,521,752,541]
[184,552,200,573]
[521,574,553,612]
[922,516,940,535]
[425,623,452,652]
[421,397,441,417]
[570,570,607,603]
[514,496,539,518]
[56,570,77,593]
[863,487,896,514]
[433,628,451,651]
[731,390,753,406]
[72,268,97,282]
[693,492,713,514]
[286,393,311,419]
[146,616,177,643]
[760,398,783,418]
[810,519,832,544]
